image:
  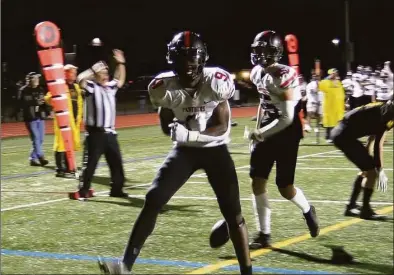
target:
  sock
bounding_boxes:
[253,193,271,234]
[290,187,311,213]
[348,175,364,207]
[362,187,373,209]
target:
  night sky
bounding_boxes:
[2,0,394,80]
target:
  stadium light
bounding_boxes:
[231,73,236,80]
[331,38,340,46]
[91,37,103,46]
[241,71,250,79]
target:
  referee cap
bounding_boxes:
[91,61,109,73]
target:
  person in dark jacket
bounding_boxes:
[18,72,49,166]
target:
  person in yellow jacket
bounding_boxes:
[45,64,83,177]
[318,68,345,142]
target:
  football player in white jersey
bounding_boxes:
[342,71,354,110]
[297,75,311,132]
[209,31,319,250]
[363,67,376,103]
[306,73,323,135]
[351,71,365,108]
[98,31,252,275]
[376,70,394,103]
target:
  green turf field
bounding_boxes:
[1,118,393,274]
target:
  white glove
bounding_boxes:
[244,126,264,142]
[377,169,388,193]
[169,122,190,143]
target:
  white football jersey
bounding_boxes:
[295,81,307,100]
[352,73,363,82]
[376,79,393,101]
[148,67,234,148]
[250,65,265,91]
[250,63,301,128]
[363,76,376,96]
[250,65,280,126]
[306,80,320,103]
[261,63,301,107]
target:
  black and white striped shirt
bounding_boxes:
[84,79,118,133]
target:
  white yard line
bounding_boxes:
[307,155,345,158]
[92,194,394,206]
[0,183,151,212]
[0,149,340,212]
[236,167,393,172]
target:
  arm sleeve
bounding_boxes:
[256,68,297,139]
[256,100,295,139]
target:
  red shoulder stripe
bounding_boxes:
[280,71,297,88]
[151,79,164,89]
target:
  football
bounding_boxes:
[209,219,230,248]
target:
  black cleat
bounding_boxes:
[30,160,41,166]
[109,190,129,198]
[38,157,49,166]
[98,258,131,274]
[303,205,320,237]
[344,204,361,217]
[249,231,271,250]
[360,207,388,221]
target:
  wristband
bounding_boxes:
[117,62,126,65]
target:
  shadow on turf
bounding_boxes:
[92,176,141,187]
[41,165,57,171]
[299,144,334,147]
[218,246,393,274]
[87,197,202,214]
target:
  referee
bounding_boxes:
[74,49,127,199]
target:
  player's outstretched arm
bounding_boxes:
[113,49,126,88]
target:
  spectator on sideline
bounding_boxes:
[318,68,345,142]
[45,64,83,177]
[18,72,49,166]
